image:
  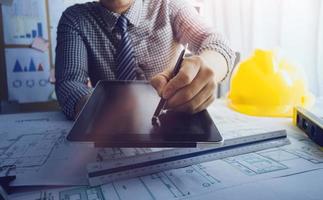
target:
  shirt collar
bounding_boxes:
[96,0,142,32]
[123,0,142,27]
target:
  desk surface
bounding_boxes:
[1,100,323,200]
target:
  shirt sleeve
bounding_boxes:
[55,7,92,120]
[169,0,236,70]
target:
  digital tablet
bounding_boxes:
[67,81,223,147]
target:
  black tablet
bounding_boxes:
[67,81,223,147]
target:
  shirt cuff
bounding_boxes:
[58,84,93,120]
[197,35,236,82]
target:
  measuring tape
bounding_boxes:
[87,130,289,186]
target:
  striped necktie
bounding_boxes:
[115,15,137,80]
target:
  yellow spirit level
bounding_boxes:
[293,106,323,147]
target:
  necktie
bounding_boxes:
[115,15,137,80]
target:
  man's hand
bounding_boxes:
[151,51,228,114]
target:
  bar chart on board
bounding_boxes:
[1,0,48,45]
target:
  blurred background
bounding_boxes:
[0,0,322,114]
[198,0,323,98]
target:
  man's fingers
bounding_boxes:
[166,70,211,108]
[151,55,217,113]
[172,81,216,113]
[162,58,201,99]
[194,94,216,113]
[150,71,171,96]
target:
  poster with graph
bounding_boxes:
[5,48,54,103]
[1,0,48,45]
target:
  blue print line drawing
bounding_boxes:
[13,58,44,73]
[0,131,64,170]
[257,139,323,165]
[223,140,323,177]
[283,140,323,164]
[13,22,44,39]
[59,187,104,200]
[224,153,288,176]
[192,164,221,185]
[54,164,222,200]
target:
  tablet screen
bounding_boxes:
[67,81,222,147]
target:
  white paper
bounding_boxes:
[0,112,79,186]
[209,100,292,140]
[5,48,54,103]
[188,168,323,200]
[3,102,323,199]
[1,0,48,45]
[9,138,323,200]
[0,111,170,187]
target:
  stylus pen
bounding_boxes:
[152,44,188,126]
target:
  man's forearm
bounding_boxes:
[198,50,229,83]
[75,94,91,119]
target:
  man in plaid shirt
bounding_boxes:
[55,0,235,119]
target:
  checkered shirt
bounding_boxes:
[55,0,235,119]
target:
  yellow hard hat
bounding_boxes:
[228,49,314,117]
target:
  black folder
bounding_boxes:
[67,81,223,147]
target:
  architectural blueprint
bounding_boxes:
[2,102,323,199]
[8,135,323,200]
[0,102,287,186]
[2,123,321,199]
[0,112,165,186]
[0,112,75,185]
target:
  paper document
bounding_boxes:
[8,136,323,200]
[0,101,288,187]
[189,168,323,200]
[5,101,323,199]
